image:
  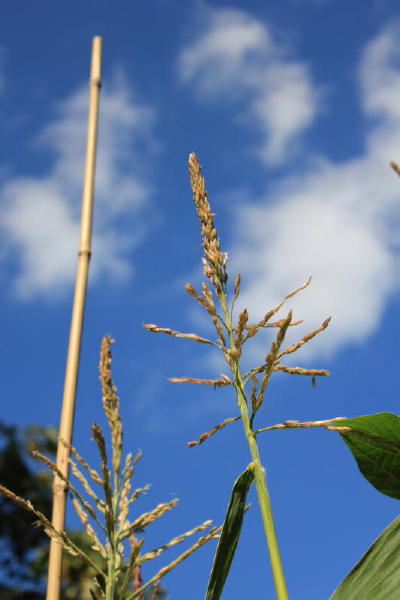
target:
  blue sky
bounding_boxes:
[1,1,400,598]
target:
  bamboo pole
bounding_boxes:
[46,37,102,600]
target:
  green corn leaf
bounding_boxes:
[331,412,400,499]
[330,515,400,599]
[204,463,255,600]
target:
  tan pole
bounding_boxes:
[46,36,102,600]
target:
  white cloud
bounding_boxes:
[230,23,400,360]
[0,74,155,300]
[178,6,318,165]
[360,23,400,123]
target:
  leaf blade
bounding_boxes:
[330,516,400,599]
[204,464,255,600]
[331,413,400,499]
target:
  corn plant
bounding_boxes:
[0,336,220,599]
[144,154,400,600]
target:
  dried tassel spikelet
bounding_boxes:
[91,424,112,503]
[117,466,134,531]
[267,318,303,328]
[32,450,100,525]
[133,450,142,466]
[233,273,241,301]
[264,311,293,365]
[277,316,331,359]
[120,466,133,498]
[119,538,145,597]
[0,484,50,528]
[138,520,213,563]
[119,499,179,541]
[285,276,312,299]
[188,153,228,296]
[202,282,217,316]
[243,363,268,381]
[60,438,103,486]
[115,542,124,571]
[202,257,214,281]
[91,424,108,469]
[326,425,352,433]
[185,283,208,308]
[118,470,149,530]
[249,375,259,414]
[130,499,179,531]
[99,336,122,475]
[71,497,107,558]
[169,376,231,387]
[245,305,283,340]
[129,536,145,600]
[121,452,133,476]
[128,484,151,505]
[236,308,249,331]
[99,336,120,420]
[91,423,113,531]
[211,314,226,347]
[273,365,330,377]
[58,532,105,572]
[244,298,286,340]
[132,565,144,600]
[243,358,326,383]
[69,457,106,515]
[143,324,220,347]
[255,417,348,434]
[219,373,233,385]
[261,311,292,378]
[255,311,293,410]
[0,484,104,576]
[226,343,241,363]
[185,282,201,299]
[187,416,241,448]
[245,278,311,341]
[264,310,292,365]
[90,536,108,559]
[234,308,249,350]
[127,526,222,600]
[390,160,400,177]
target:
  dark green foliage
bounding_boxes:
[330,516,400,599]
[0,422,56,596]
[205,464,254,600]
[334,413,400,499]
